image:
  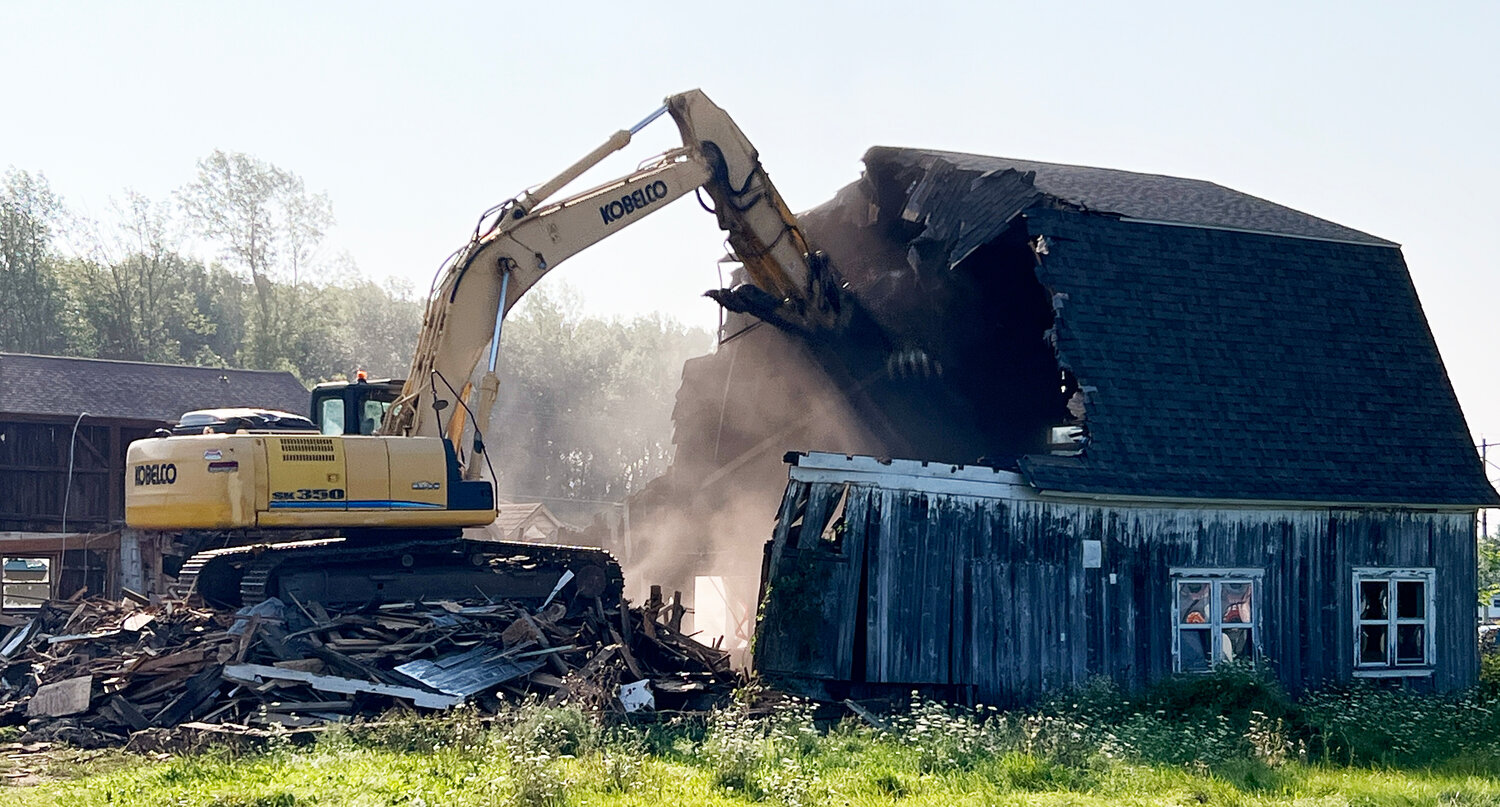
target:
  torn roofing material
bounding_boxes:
[812,148,1495,507]
[862,147,1397,252]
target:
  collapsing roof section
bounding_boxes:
[819,147,1496,507]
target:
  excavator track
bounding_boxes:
[175,536,623,610]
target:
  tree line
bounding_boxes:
[1,154,421,378]
[1,153,714,505]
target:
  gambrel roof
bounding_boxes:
[838,148,1497,507]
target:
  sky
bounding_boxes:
[2,1,1497,484]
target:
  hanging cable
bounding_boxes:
[60,411,88,600]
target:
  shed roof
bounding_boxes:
[846,148,1496,507]
[0,353,309,422]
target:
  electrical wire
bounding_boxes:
[429,370,499,485]
[60,412,88,600]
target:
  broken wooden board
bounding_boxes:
[223,663,462,710]
[27,676,92,718]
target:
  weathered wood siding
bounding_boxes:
[758,472,1478,702]
[0,416,155,532]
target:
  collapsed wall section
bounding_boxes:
[614,149,1082,624]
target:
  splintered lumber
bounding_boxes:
[0,578,739,746]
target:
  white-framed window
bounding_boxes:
[1,557,52,610]
[1171,568,1261,672]
[1353,568,1434,669]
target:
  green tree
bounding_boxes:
[178,150,334,376]
[489,285,714,508]
[1481,529,1500,608]
[324,275,423,379]
[74,190,209,363]
[0,169,74,354]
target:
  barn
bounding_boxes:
[753,150,1497,702]
[0,353,307,606]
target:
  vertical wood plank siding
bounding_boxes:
[759,482,1478,702]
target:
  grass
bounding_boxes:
[3,663,1500,806]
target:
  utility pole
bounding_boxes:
[1482,439,1497,540]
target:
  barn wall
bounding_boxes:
[758,479,1478,703]
[0,415,157,532]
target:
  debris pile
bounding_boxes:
[0,585,734,746]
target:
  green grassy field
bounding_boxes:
[3,666,1500,807]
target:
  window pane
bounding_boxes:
[1221,582,1252,624]
[2,557,49,584]
[1358,624,1389,665]
[360,400,390,435]
[1396,625,1426,665]
[1178,582,1210,624]
[1221,628,1252,662]
[1396,580,1425,619]
[3,583,49,608]
[320,398,345,436]
[1359,580,1388,620]
[1180,628,1211,671]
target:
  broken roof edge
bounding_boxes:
[786,451,1036,500]
[859,146,1398,249]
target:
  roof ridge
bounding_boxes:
[0,352,296,376]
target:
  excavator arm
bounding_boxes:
[384,90,843,478]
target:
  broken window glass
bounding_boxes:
[1359,581,1387,621]
[1173,573,1257,672]
[1396,625,1425,665]
[1,557,51,610]
[1179,628,1211,672]
[1221,582,1252,624]
[1178,582,1210,624]
[1222,628,1252,662]
[1359,624,1389,665]
[1396,580,1424,619]
[1354,571,1433,668]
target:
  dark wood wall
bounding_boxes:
[0,414,157,532]
[757,481,1478,704]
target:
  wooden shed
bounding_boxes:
[753,149,1497,702]
[0,353,307,606]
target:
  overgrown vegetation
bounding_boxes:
[6,653,1500,806]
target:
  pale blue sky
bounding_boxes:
[3,1,1497,468]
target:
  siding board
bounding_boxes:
[757,456,1480,703]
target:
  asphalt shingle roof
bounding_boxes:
[0,353,309,422]
[851,148,1495,507]
[866,147,1396,249]
[1016,209,1495,506]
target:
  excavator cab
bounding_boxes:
[310,374,404,436]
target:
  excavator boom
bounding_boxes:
[385,90,842,478]
[125,89,840,609]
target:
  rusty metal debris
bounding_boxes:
[0,586,736,746]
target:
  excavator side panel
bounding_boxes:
[126,434,263,529]
[261,435,348,519]
[342,436,392,509]
[384,438,449,510]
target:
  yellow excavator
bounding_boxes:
[124,90,846,608]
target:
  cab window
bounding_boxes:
[360,399,390,435]
[320,398,345,436]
